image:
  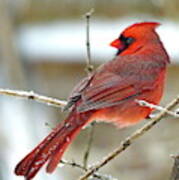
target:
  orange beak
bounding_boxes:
[110,39,123,49]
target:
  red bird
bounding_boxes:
[15,22,169,179]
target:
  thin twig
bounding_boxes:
[60,159,117,180]
[83,122,96,168]
[82,8,96,174]
[60,159,87,171]
[136,100,179,118]
[0,88,67,108]
[85,8,94,74]
[79,95,179,180]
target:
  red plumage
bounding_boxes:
[15,22,169,179]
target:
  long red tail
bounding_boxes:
[15,110,92,180]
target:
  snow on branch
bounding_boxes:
[136,99,179,118]
[0,88,67,108]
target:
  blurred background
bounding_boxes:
[0,0,179,179]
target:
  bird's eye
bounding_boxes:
[125,37,134,45]
[116,35,135,55]
[119,35,134,46]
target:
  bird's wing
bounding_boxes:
[77,72,144,112]
[63,73,94,111]
[66,55,162,112]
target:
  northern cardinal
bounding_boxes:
[15,22,169,179]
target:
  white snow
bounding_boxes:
[17,17,179,63]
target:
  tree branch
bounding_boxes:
[0,88,67,108]
[136,100,179,118]
[82,8,96,172]
[60,159,117,180]
[79,95,179,180]
[84,8,94,74]
[83,122,96,169]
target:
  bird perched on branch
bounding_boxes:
[15,22,169,179]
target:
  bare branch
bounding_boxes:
[60,159,117,180]
[60,159,87,171]
[83,122,96,168]
[82,8,96,174]
[79,95,179,180]
[0,88,67,108]
[84,8,94,74]
[136,100,179,118]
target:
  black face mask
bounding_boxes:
[116,35,135,55]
